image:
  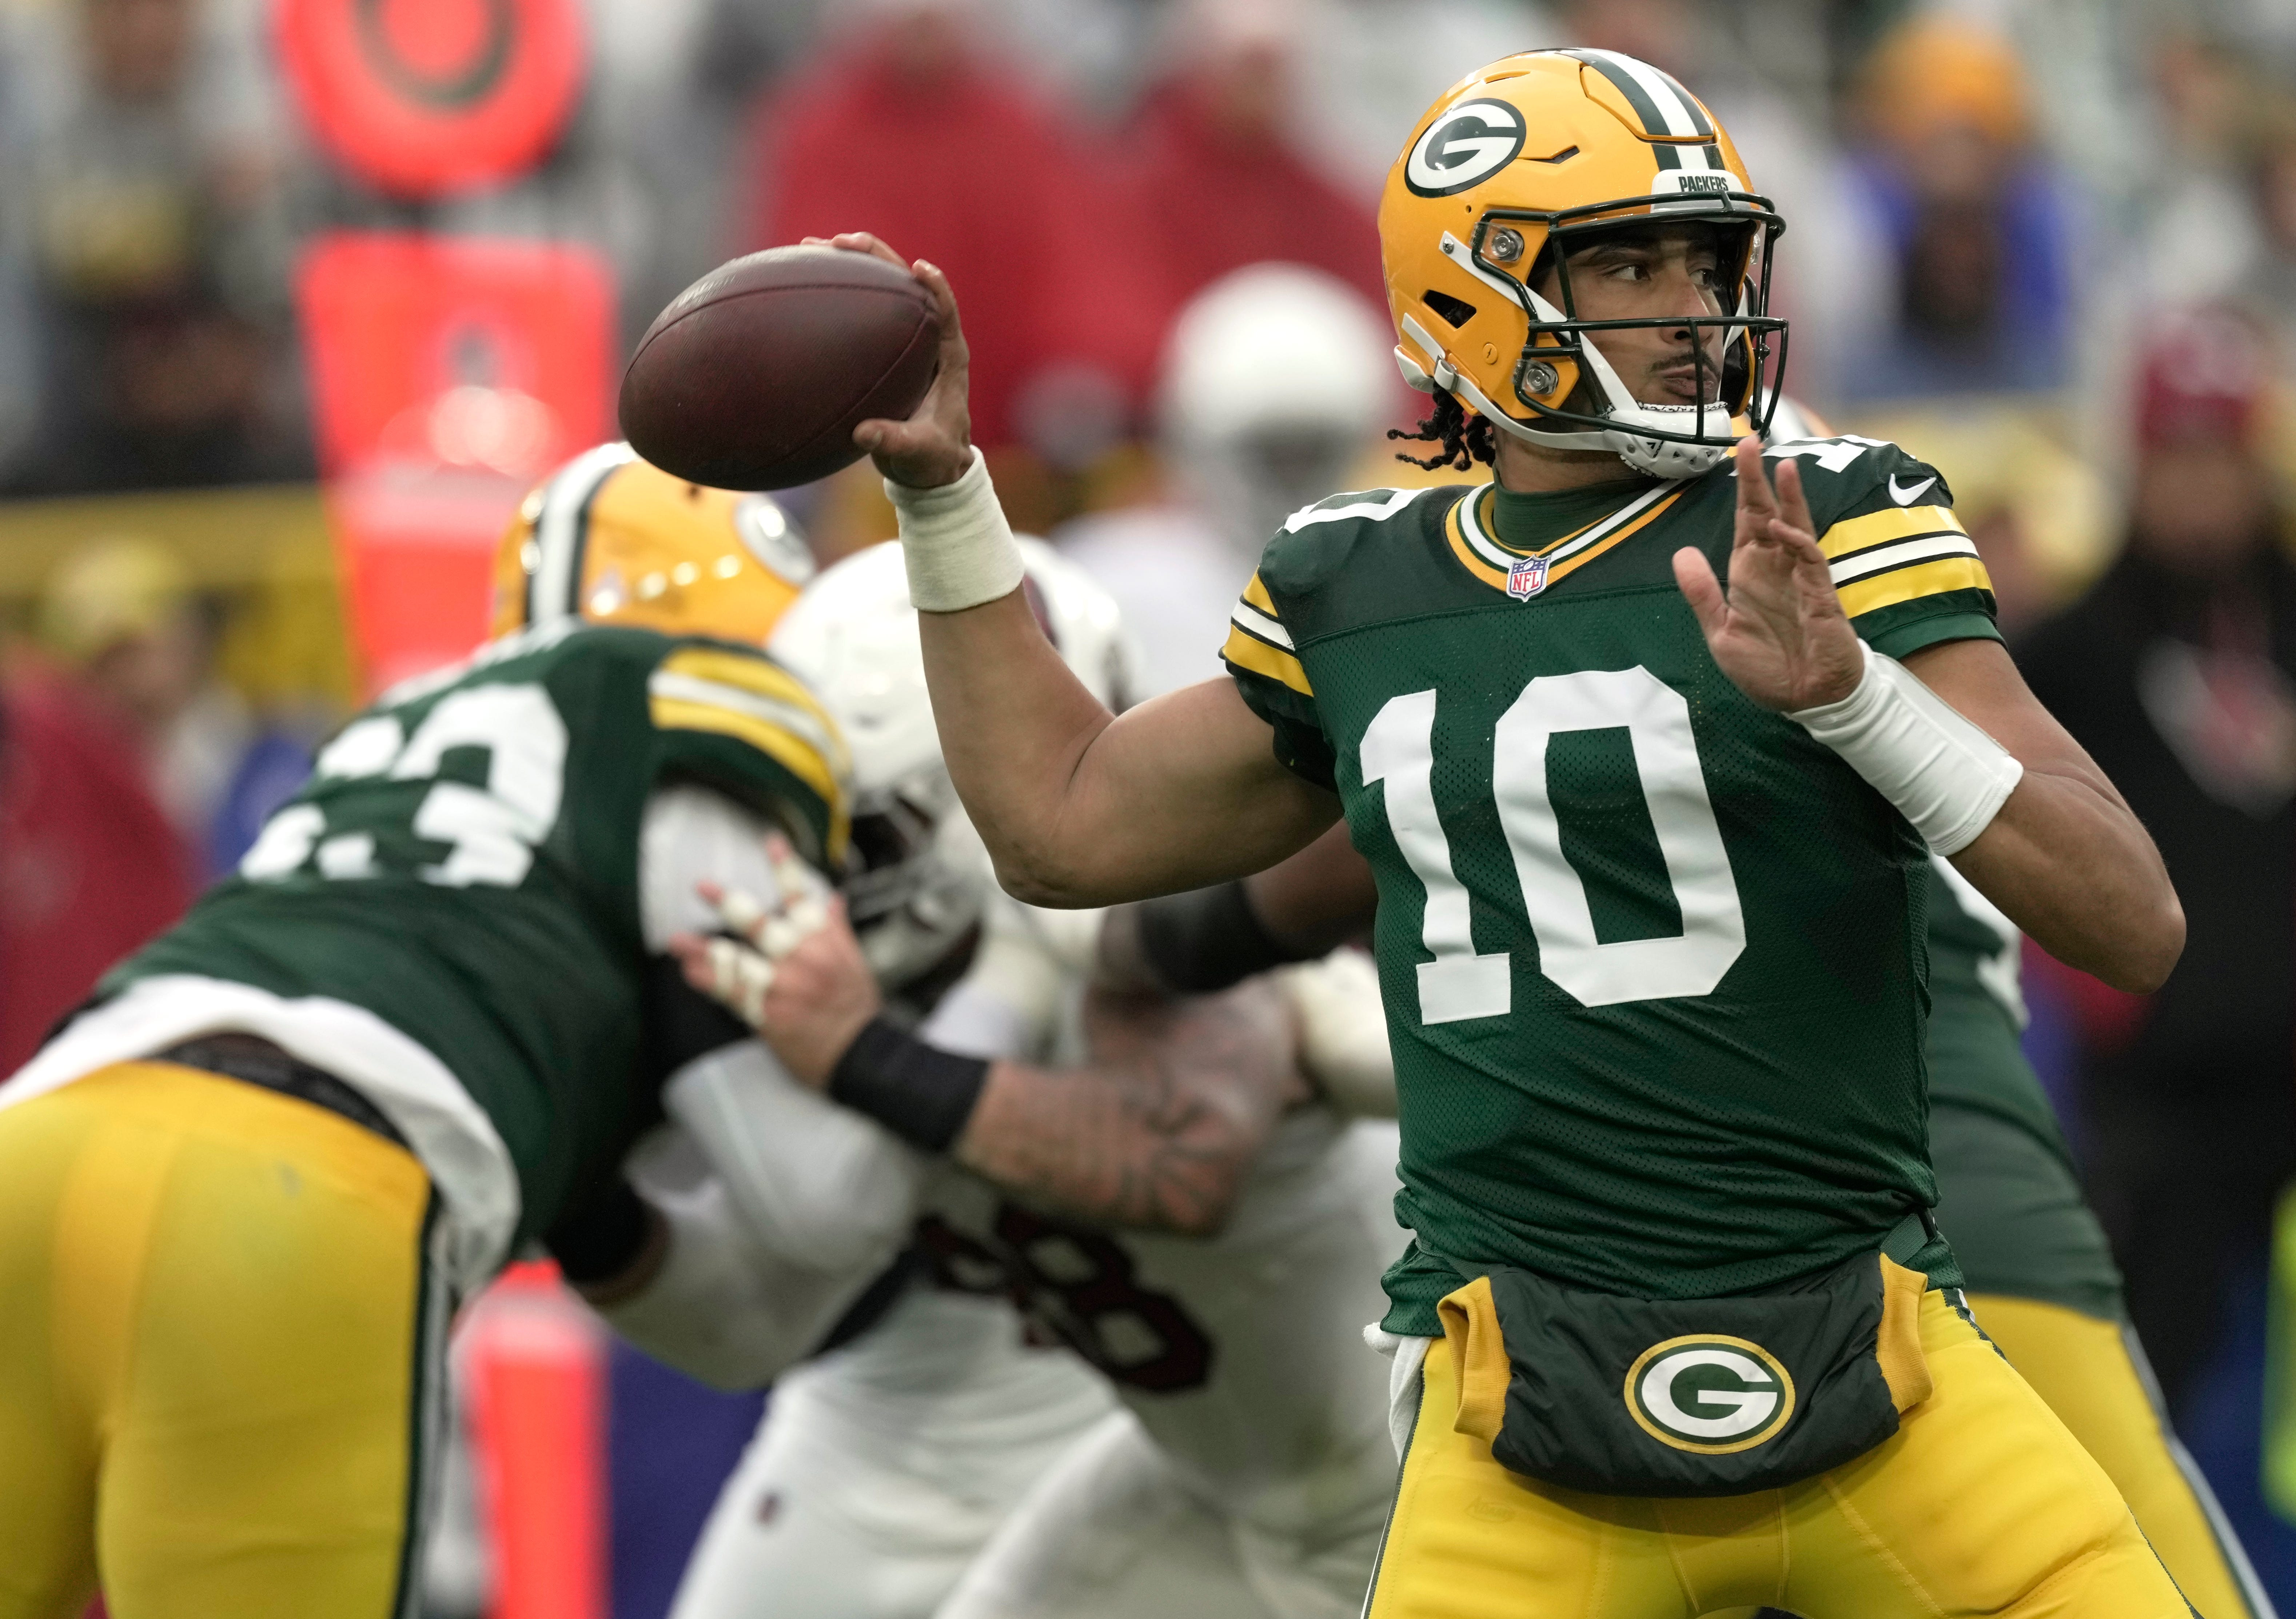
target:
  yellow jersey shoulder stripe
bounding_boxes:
[1241,572,1281,618]
[659,645,827,716]
[1223,623,1313,697]
[648,691,852,862]
[1838,555,1994,620]
[1818,504,1965,560]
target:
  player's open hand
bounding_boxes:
[1671,437,1864,712]
[805,232,973,490]
[667,835,883,1088]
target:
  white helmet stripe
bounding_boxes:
[530,441,638,625]
[1576,49,1710,140]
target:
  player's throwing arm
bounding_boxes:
[1680,438,2183,992]
[814,232,1340,907]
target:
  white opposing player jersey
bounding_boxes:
[915,902,1405,1543]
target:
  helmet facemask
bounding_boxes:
[1405,197,1789,480]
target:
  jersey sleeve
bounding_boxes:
[1221,569,1338,789]
[648,642,852,870]
[1776,437,2000,662]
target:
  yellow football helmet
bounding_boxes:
[1380,49,1787,477]
[491,443,815,643]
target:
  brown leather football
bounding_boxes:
[618,245,940,491]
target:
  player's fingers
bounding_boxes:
[714,884,774,944]
[1672,547,1728,636]
[671,942,721,999]
[1765,513,1830,568]
[854,415,935,455]
[768,835,817,905]
[1772,456,1819,542]
[705,938,774,1026]
[1732,436,1776,524]
[820,232,907,271]
[912,259,965,349]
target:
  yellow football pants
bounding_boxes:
[1972,1293,2265,1619]
[1365,1290,2193,1619]
[0,1061,439,1619]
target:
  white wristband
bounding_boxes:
[886,447,1026,613]
[1788,644,2024,856]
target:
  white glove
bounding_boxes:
[1277,949,1396,1119]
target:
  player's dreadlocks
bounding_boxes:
[1388,388,1497,472]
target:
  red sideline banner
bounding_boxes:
[295,232,615,692]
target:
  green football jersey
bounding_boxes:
[1922,861,2068,1157]
[1223,436,1997,1332]
[108,621,849,1249]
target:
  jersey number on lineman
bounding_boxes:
[240,683,570,889]
[1363,666,1745,1020]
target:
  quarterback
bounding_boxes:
[814,46,2193,1619]
[0,448,916,1618]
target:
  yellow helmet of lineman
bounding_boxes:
[1379,49,1787,477]
[491,443,815,643]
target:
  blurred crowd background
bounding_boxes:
[3,0,2295,1614]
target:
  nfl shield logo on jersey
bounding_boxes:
[1507,555,1550,600]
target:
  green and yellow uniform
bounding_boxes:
[0,622,845,1619]
[1224,438,2190,1618]
[1924,866,2272,1618]
[1227,436,1980,1325]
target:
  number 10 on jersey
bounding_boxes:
[1361,666,1746,1021]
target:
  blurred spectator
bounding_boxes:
[2017,309,2296,1414]
[0,0,307,495]
[1818,15,2078,404]
[1847,400,2115,634]
[0,540,211,1070]
[744,0,1160,456]
[1113,0,1386,332]
[1057,263,1394,697]
[36,535,306,876]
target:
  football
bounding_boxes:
[618,245,941,491]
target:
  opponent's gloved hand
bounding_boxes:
[668,834,837,1026]
[668,836,883,1087]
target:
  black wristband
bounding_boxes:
[1136,879,1308,994]
[545,1176,653,1285]
[828,1018,991,1154]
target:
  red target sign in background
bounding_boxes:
[276,0,587,197]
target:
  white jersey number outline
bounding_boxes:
[1362,668,1745,1020]
[241,682,570,890]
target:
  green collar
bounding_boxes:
[1486,476,1661,556]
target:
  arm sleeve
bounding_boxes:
[664,1041,926,1275]
[1803,444,2002,663]
[591,1170,891,1391]
[1221,570,1338,789]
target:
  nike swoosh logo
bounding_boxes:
[1888,474,1937,506]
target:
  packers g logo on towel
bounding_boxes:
[1624,1335,1797,1454]
[1404,99,1526,196]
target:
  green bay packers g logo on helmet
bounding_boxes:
[1624,1335,1797,1454]
[1404,98,1526,197]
